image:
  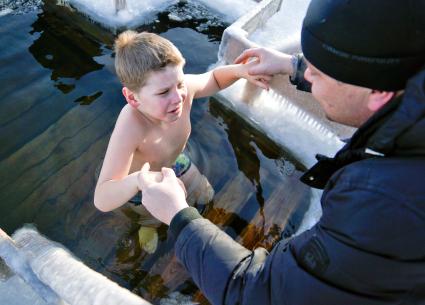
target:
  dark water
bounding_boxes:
[0,1,310,304]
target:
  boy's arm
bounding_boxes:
[187,62,272,99]
[94,108,141,212]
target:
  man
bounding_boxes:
[138,0,425,304]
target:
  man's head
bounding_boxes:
[301,0,425,126]
[304,61,396,127]
[114,31,187,123]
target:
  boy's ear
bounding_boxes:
[122,87,140,108]
[367,90,395,112]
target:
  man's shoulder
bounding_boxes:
[336,156,423,183]
[321,157,425,260]
[327,156,424,204]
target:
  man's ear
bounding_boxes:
[122,87,140,108]
[367,90,395,112]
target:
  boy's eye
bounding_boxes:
[178,82,185,88]
[158,90,169,95]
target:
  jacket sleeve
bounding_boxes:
[174,218,275,305]
[170,208,294,305]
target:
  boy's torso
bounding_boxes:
[128,94,193,173]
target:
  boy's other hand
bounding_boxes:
[137,166,163,189]
[138,163,188,225]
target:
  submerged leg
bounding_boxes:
[137,226,158,254]
[127,194,161,254]
[178,162,215,207]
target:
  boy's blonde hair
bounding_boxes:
[114,31,185,91]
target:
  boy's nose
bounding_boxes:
[170,89,182,104]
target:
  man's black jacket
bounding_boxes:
[169,68,425,305]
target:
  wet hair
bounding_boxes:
[114,31,185,91]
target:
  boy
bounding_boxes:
[94,31,269,253]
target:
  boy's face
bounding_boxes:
[128,64,187,123]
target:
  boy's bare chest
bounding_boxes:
[133,115,191,170]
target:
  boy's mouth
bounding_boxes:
[168,104,182,114]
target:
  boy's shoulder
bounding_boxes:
[184,74,198,95]
[114,104,147,137]
[184,73,209,102]
[184,73,198,83]
[118,103,141,121]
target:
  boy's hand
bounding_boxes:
[138,163,189,225]
[137,167,163,189]
[137,165,187,196]
[234,47,293,77]
[240,59,272,90]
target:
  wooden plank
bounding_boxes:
[237,171,310,250]
[0,100,116,234]
[204,172,255,227]
[0,97,115,190]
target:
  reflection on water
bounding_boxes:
[29,10,104,84]
[0,2,310,304]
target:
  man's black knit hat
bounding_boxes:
[301,0,425,91]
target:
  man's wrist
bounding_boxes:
[288,53,311,92]
[289,54,298,78]
[169,207,202,241]
[278,53,295,75]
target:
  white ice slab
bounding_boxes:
[63,0,258,28]
[249,0,311,51]
[216,80,344,168]
[0,8,13,17]
[60,0,176,28]
[192,0,257,23]
[0,275,49,305]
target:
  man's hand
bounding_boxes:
[137,166,163,188]
[239,59,273,90]
[234,47,294,76]
[138,163,189,225]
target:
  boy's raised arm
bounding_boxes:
[94,108,141,212]
[188,62,272,99]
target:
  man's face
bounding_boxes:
[134,64,187,123]
[304,61,374,127]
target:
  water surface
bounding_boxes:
[0,2,310,303]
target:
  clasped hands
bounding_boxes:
[234,47,294,89]
[137,163,189,225]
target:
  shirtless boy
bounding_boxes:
[93,31,269,253]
